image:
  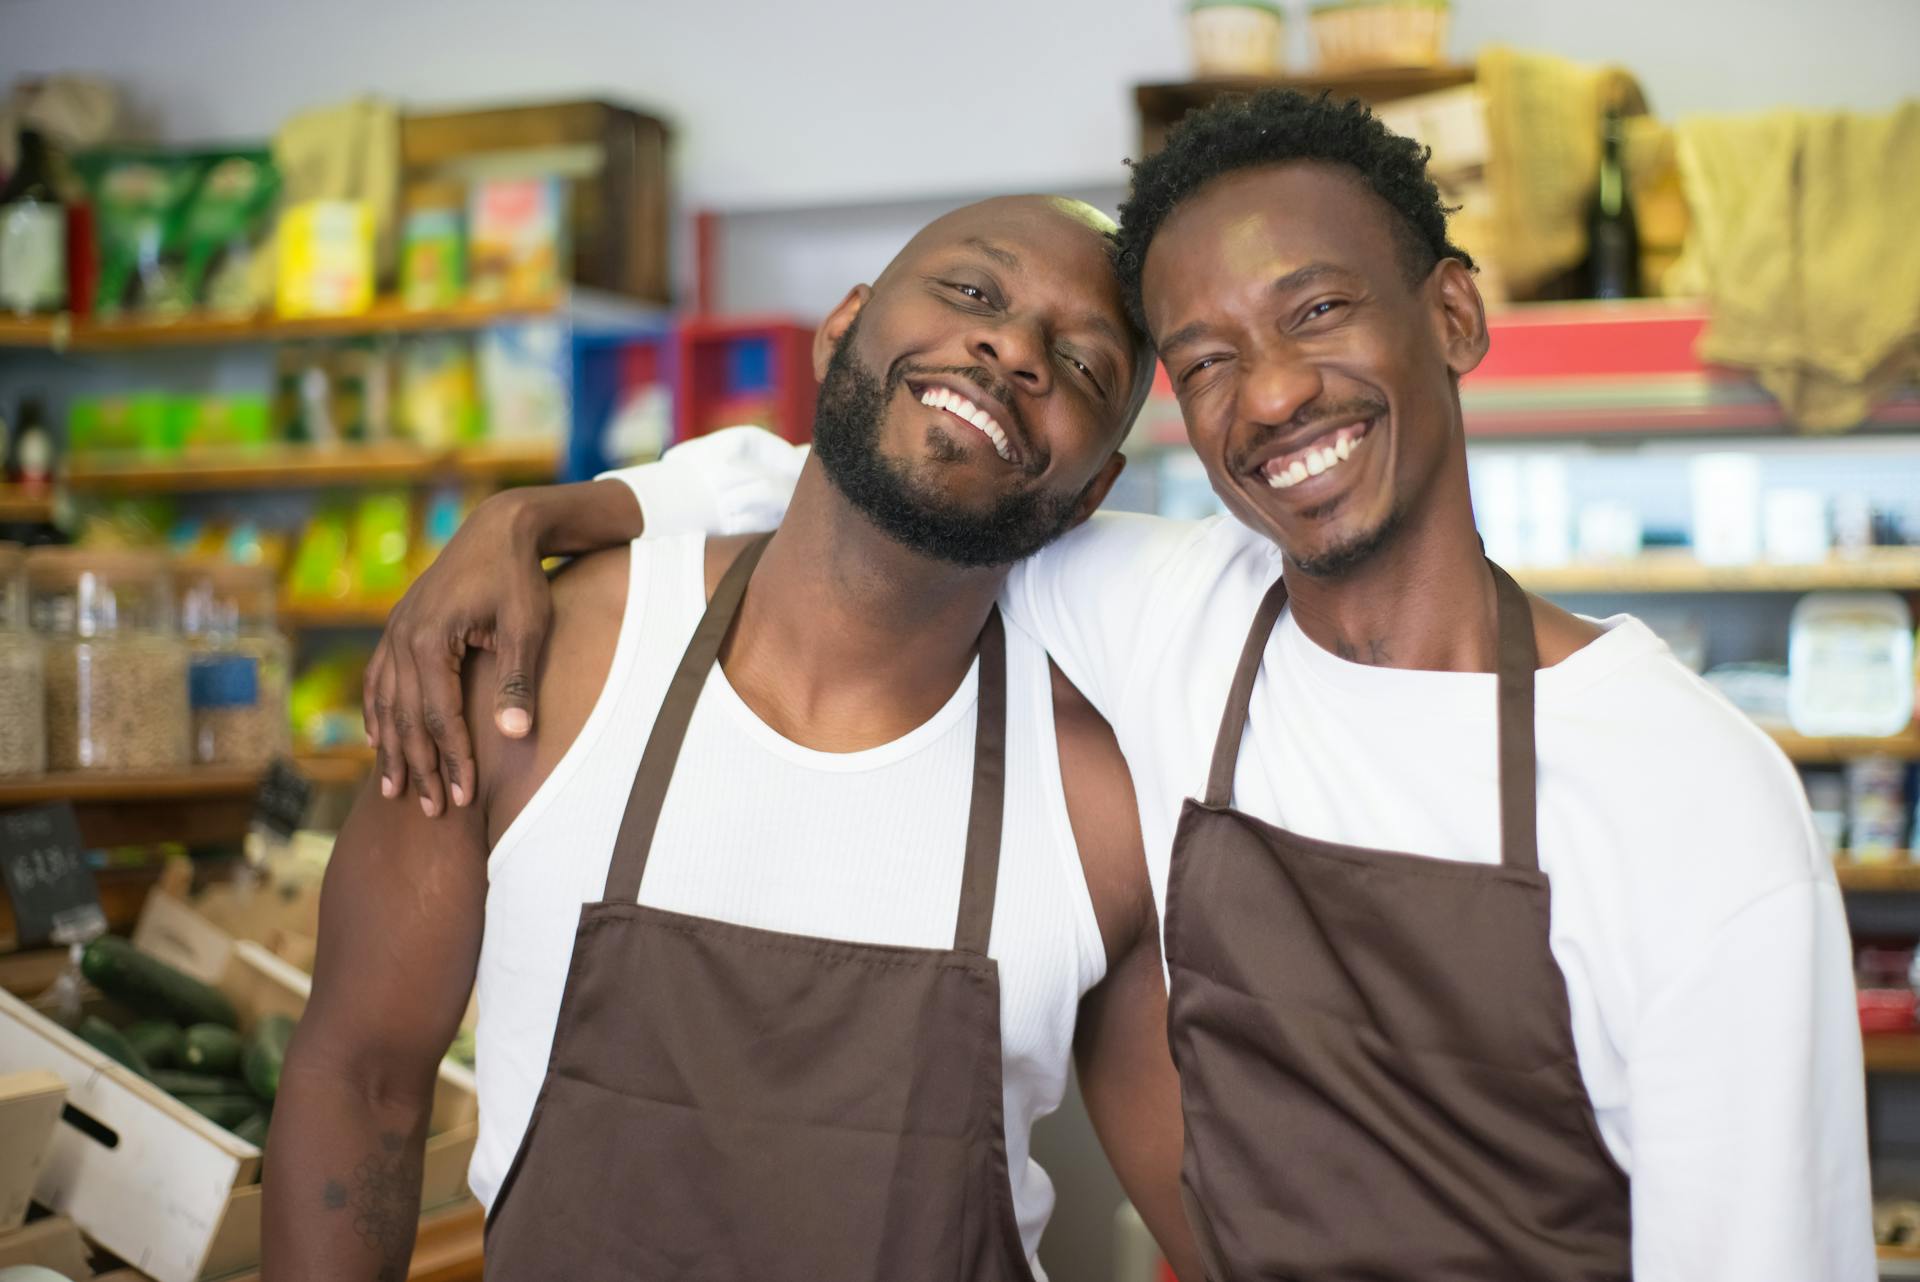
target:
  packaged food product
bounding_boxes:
[1788,592,1916,738]
[27,547,189,771]
[401,181,466,311]
[1847,758,1910,862]
[397,335,481,447]
[275,199,375,319]
[176,150,279,313]
[468,177,564,303]
[1188,0,1285,76]
[177,560,291,769]
[0,542,46,775]
[351,492,413,604]
[479,321,568,441]
[72,148,203,315]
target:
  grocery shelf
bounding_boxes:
[279,599,395,630]
[65,439,559,494]
[1767,725,1920,764]
[1512,550,1920,594]
[1864,1035,1920,1074]
[295,744,378,786]
[0,485,55,522]
[1835,860,1920,892]
[1135,66,1476,155]
[0,753,373,808]
[0,294,563,353]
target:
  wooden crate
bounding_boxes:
[401,99,672,305]
[0,1069,66,1233]
[0,1212,91,1278]
[0,940,476,1282]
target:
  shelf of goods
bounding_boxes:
[63,438,560,495]
[0,293,564,353]
[0,486,55,522]
[1836,861,1920,893]
[1134,66,1477,155]
[1508,550,1920,595]
[1768,724,1920,765]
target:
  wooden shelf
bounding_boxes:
[0,753,374,808]
[280,599,395,630]
[1135,66,1475,154]
[0,485,55,522]
[1835,859,1920,891]
[66,439,558,494]
[1865,1035,1920,1073]
[0,294,562,353]
[1768,725,1920,764]
[1513,550,1920,594]
[295,744,377,786]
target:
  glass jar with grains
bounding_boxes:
[176,560,291,768]
[27,548,189,771]
[0,542,46,775]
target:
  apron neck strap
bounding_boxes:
[1204,561,1542,874]
[1205,574,1292,808]
[602,537,1012,955]
[951,609,1008,957]
[1490,561,1540,874]
[604,534,771,903]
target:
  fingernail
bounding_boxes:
[420,796,438,818]
[381,776,397,799]
[451,784,468,807]
[501,709,531,736]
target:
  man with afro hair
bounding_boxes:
[365,90,1872,1280]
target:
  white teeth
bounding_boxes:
[920,385,1012,462]
[1306,452,1327,476]
[1335,435,1353,461]
[1286,460,1308,484]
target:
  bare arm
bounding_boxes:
[1052,664,1201,1282]
[263,777,489,1280]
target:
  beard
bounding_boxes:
[1287,502,1408,577]
[809,324,1088,569]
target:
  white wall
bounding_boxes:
[2,0,1915,210]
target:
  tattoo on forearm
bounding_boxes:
[319,1131,421,1282]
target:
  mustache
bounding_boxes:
[1227,396,1388,474]
[888,357,1037,467]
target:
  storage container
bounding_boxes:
[176,561,292,769]
[0,543,45,776]
[26,548,189,772]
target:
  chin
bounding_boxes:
[1284,508,1406,578]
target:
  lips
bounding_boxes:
[911,379,1023,466]
[1253,418,1375,490]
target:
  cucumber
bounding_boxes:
[78,1015,150,1077]
[233,1108,271,1149]
[182,1024,244,1074]
[243,1014,297,1101]
[151,1069,252,1098]
[80,936,238,1029]
[181,1093,259,1129]
[124,1019,185,1070]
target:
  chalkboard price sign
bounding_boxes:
[253,757,313,839]
[0,803,106,948]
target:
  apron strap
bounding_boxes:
[603,534,771,903]
[1205,574,1291,808]
[1490,562,1541,874]
[951,608,1008,957]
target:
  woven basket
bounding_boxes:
[1309,0,1451,73]
[1188,1,1285,77]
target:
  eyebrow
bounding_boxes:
[963,237,1020,269]
[1155,262,1355,353]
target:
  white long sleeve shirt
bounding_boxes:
[604,427,1875,1282]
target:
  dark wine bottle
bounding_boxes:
[0,129,68,314]
[1586,108,1641,300]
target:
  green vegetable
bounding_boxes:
[78,1015,150,1077]
[150,1069,251,1098]
[182,1023,244,1074]
[80,936,238,1029]
[124,1019,186,1069]
[233,1109,271,1149]
[243,1014,297,1101]
[181,1093,259,1129]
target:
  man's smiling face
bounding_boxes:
[810,195,1153,568]
[1142,160,1486,577]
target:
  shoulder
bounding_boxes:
[702,533,763,597]
[1048,661,1153,963]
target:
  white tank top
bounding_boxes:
[469,535,1108,1268]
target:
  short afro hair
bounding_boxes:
[1115,90,1473,336]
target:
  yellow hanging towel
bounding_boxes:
[1669,102,1920,430]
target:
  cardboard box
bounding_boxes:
[0,1068,66,1232]
[0,940,476,1282]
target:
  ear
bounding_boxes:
[812,285,873,381]
[1430,259,1489,379]
[1067,452,1129,529]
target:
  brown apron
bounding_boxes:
[1165,563,1634,1280]
[485,535,1036,1281]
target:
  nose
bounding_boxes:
[1238,347,1323,429]
[968,316,1052,395]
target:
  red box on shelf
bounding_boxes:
[674,316,817,445]
[1859,988,1918,1035]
